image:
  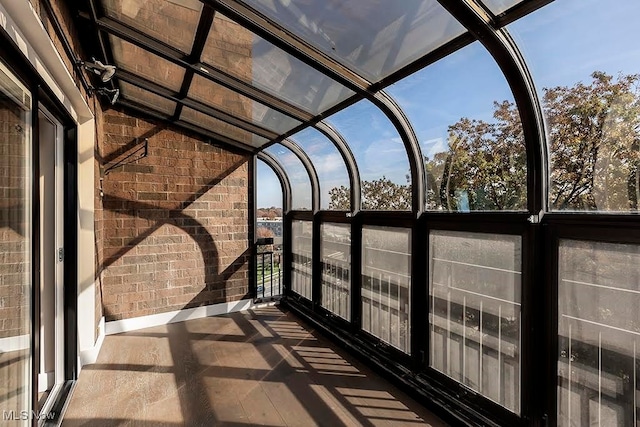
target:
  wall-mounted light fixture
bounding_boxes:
[95,87,120,105]
[79,58,116,82]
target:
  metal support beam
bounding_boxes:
[85,14,312,122]
[280,139,321,213]
[257,152,292,213]
[314,121,362,213]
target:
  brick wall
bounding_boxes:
[0,94,31,339]
[99,108,251,321]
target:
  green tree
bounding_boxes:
[329,71,640,212]
[328,176,411,210]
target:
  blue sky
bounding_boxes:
[258,0,640,209]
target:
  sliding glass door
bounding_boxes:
[0,59,33,425]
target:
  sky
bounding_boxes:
[257,0,640,209]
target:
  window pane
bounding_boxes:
[188,75,301,135]
[328,100,411,211]
[110,35,186,91]
[256,161,283,298]
[265,144,312,210]
[291,220,313,300]
[429,230,522,414]
[181,107,269,147]
[558,239,640,427]
[291,127,350,210]
[0,60,32,424]
[202,13,354,114]
[119,81,176,116]
[243,0,465,81]
[321,223,351,320]
[362,226,411,353]
[388,41,526,212]
[101,0,202,53]
[509,1,640,212]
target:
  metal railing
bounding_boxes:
[255,238,283,300]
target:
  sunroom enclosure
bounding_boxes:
[1,0,640,425]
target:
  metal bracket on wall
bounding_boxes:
[104,138,149,175]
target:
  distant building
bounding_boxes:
[257,217,283,237]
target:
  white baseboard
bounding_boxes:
[79,316,105,367]
[105,298,276,335]
[0,334,30,352]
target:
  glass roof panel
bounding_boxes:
[188,74,301,134]
[101,0,203,54]
[290,127,350,210]
[110,35,186,91]
[181,106,269,147]
[388,41,526,212]
[265,143,312,210]
[119,81,176,116]
[242,0,465,81]
[327,99,411,211]
[480,0,522,15]
[509,0,640,212]
[201,13,355,114]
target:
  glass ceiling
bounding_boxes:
[82,0,558,212]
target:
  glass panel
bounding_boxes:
[291,127,350,210]
[119,81,176,116]
[188,75,301,135]
[0,60,32,425]
[101,0,203,54]
[388,41,526,212]
[361,226,411,353]
[256,161,283,299]
[181,107,269,147]
[202,13,355,114]
[328,100,411,211]
[509,1,640,212]
[110,35,186,91]
[291,220,313,300]
[429,230,522,414]
[265,143,312,210]
[320,223,351,320]
[243,0,465,81]
[481,0,522,15]
[558,239,640,427]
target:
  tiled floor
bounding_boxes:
[62,306,447,426]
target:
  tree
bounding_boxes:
[328,71,640,212]
[544,71,640,210]
[328,176,411,210]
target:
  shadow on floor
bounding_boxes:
[62,306,447,427]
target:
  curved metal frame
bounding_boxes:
[257,152,292,213]
[280,139,321,213]
[210,0,426,213]
[436,0,547,214]
[313,121,362,213]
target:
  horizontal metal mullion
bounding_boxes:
[209,0,371,93]
[117,98,255,153]
[94,17,312,122]
[372,32,476,91]
[181,98,279,140]
[116,71,279,140]
[116,69,182,100]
